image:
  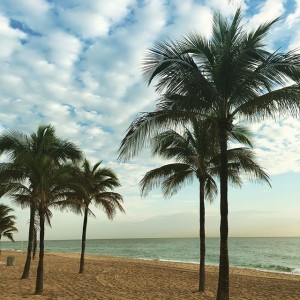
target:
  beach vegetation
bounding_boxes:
[118,8,300,299]
[0,125,82,293]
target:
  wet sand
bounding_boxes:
[0,250,299,299]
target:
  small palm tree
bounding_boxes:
[140,119,269,292]
[119,8,300,299]
[0,204,18,256]
[68,160,125,274]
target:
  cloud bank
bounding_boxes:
[0,0,299,239]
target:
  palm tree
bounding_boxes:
[33,160,81,294]
[0,204,18,256]
[140,119,269,292]
[118,9,300,299]
[68,160,125,274]
[6,160,83,294]
[0,124,82,282]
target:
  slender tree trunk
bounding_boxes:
[35,209,45,295]
[32,227,37,260]
[199,179,206,292]
[216,124,229,300]
[21,204,35,279]
[79,206,88,274]
[0,235,2,256]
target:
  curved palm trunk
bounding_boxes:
[21,204,35,279]
[216,125,229,300]
[199,179,206,292]
[79,205,88,274]
[35,209,45,295]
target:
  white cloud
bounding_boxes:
[250,117,300,175]
[0,0,53,32]
[56,0,135,38]
[165,0,213,38]
[0,14,26,59]
[42,30,82,68]
[248,0,286,27]
[285,0,300,52]
[286,0,300,27]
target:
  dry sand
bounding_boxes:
[0,250,300,299]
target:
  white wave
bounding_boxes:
[292,269,300,275]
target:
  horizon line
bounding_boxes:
[7,236,300,242]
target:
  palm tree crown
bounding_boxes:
[76,160,124,216]
[141,119,269,197]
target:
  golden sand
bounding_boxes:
[0,250,299,299]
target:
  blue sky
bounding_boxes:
[0,0,299,241]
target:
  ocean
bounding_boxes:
[1,237,300,275]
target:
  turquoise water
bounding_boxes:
[1,237,300,274]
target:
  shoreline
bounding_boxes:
[1,250,300,299]
[2,247,300,276]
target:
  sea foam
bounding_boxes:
[292,269,300,275]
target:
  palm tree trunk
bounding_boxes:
[32,227,37,260]
[79,206,88,274]
[21,204,35,279]
[35,209,45,295]
[216,124,229,300]
[199,179,205,292]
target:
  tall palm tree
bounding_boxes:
[0,204,18,255]
[140,119,269,292]
[68,160,125,274]
[0,125,82,281]
[118,9,300,299]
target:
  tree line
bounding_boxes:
[0,125,125,294]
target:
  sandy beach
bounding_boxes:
[0,250,299,299]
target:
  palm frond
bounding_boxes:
[204,175,218,203]
[0,204,18,241]
[140,163,194,197]
[228,124,253,147]
[118,110,205,162]
[162,169,195,197]
[237,85,300,120]
[227,147,271,185]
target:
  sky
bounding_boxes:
[0,0,299,241]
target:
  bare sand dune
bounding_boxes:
[0,250,299,299]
